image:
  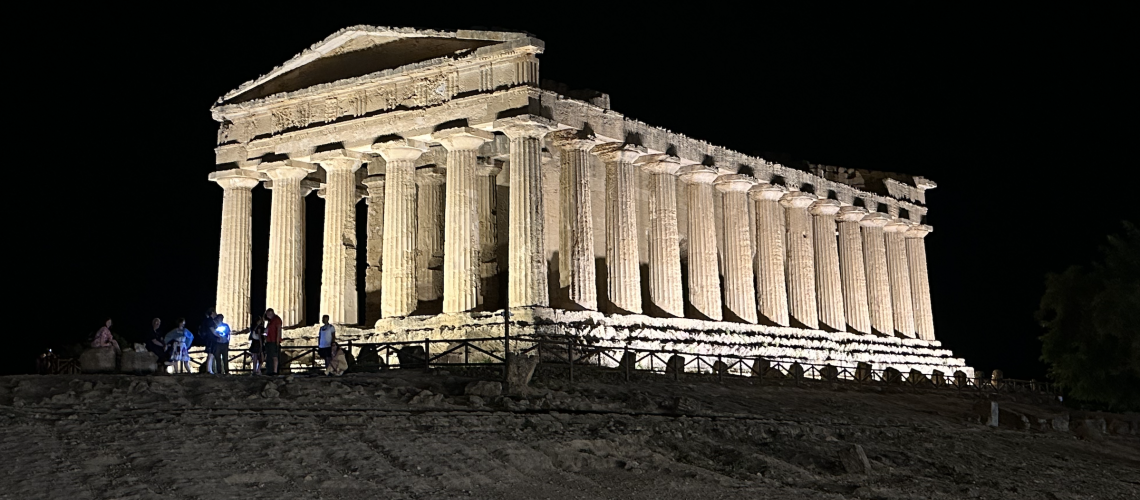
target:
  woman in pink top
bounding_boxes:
[92,318,121,353]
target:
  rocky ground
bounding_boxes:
[1,365,1138,499]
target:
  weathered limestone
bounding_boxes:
[593,143,646,314]
[750,183,790,326]
[414,167,446,303]
[259,161,316,327]
[639,156,684,318]
[551,132,599,311]
[809,199,846,331]
[209,169,260,332]
[905,224,935,341]
[373,140,427,319]
[363,173,385,325]
[781,191,819,329]
[476,159,501,309]
[435,127,493,314]
[836,206,872,334]
[497,117,556,308]
[313,150,364,324]
[715,174,758,323]
[860,212,894,336]
[884,218,916,337]
[678,165,721,321]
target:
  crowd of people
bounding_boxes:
[89,308,349,376]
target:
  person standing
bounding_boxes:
[212,314,231,375]
[264,309,283,376]
[164,318,194,374]
[199,309,218,374]
[317,315,336,374]
[248,314,266,375]
[146,318,167,367]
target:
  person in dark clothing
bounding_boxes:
[146,317,167,368]
[265,309,283,376]
[212,314,231,375]
[249,313,266,375]
[198,309,218,374]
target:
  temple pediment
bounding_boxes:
[217,26,541,107]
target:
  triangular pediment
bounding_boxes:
[219,26,532,106]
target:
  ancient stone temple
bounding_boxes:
[209,26,970,376]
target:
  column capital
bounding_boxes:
[637,155,683,175]
[434,127,494,151]
[311,149,365,172]
[884,218,913,233]
[748,182,787,201]
[372,139,429,162]
[208,169,260,190]
[493,116,558,139]
[477,160,503,177]
[779,191,817,209]
[590,143,648,164]
[549,129,600,151]
[362,174,385,189]
[808,199,842,216]
[714,174,756,193]
[415,167,446,185]
[836,205,869,222]
[677,165,719,184]
[859,212,892,227]
[905,224,933,239]
[257,160,317,181]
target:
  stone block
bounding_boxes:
[998,406,1030,430]
[397,345,426,369]
[908,369,929,386]
[882,367,902,384]
[1073,419,1104,441]
[665,355,685,377]
[953,370,969,388]
[972,400,999,427]
[788,363,804,380]
[465,380,502,398]
[1107,418,1132,436]
[712,360,729,376]
[79,347,117,374]
[120,350,157,374]
[838,444,872,475]
[855,362,873,382]
[991,369,1004,389]
[820,364,839,381]
[1051,414,1070,432]
[931,370,945,386]
[750,358,770,377]
[506,353,538,396]
[617,351,637,372]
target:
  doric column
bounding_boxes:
[809,199,845,331]
[497,117,557,308]
[476,159,501,309]
[860,212,894,336]
[905,224,936,341]
[259,161,316,327]
[373,140,428,318]
[414,167,446,302]
[836,206,871,334]
[313,150,364,324]
[551,131,599,311]
[715,174,758,323]
[638,156,684,318]
[750,183,790,326]
[885,218,916,337]
[678,165,721,321]
[209,169,260,332]
[363,172,385,325]
[435,127,493,314]
[781,191,818,329]
[592,143,646,314]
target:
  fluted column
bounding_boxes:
[476,160,502,309]
[313,150,364,324]
[435,128,493,314]
[639,156,684,317]
[593,143,645,314]
[781,191,818,329]
[497,117,556,308]
[415,168,446,302]
[860,212,894,336]
[905,224,935,341]
[373,140,428,319]
[809,199,845,331]
[363,173,385,325]
[715,174,758,323]
[260,161,315,327]
[210,169,260,332]
[885,218,916,337]
[551,132,598,311]
[678,165,721,321]
[750,183,790,326]
[836,206,871,334]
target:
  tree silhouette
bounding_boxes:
[1038,222,1140,410]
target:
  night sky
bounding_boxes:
[17,8,1133,378]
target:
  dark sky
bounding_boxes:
[16,8,1134,377]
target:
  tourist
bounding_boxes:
[248,314,266,375]
[326,342,348,376]
[164,318,194,374]
[91,318,121,354]
[264,309,282,376]
[318,314,336,372]
[146,318,166,366]
[210,314,231,375]
[198,309,218,373]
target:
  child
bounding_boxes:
[326,343,348,377]
[163,318,194,374]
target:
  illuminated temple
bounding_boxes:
[208,26,971,376]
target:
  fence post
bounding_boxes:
[717,354,723,383]
[567,337,574,384]
[502,309,511,382]
[423,338,430,372]
[625,348,631,382]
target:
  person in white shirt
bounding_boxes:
[317,315,336,373]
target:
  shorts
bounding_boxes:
[265,342,280,358]
[318,347,332,359]
[249,340,263,355]
[212,343,229,355]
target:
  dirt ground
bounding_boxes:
[2,365,1137,499]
